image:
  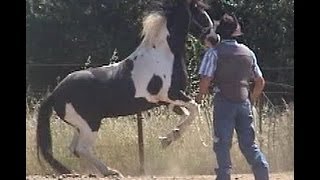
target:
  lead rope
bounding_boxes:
[194,95,214,148]
[195,108,210,147]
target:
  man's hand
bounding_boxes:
[250,76,265,104]
[195,93,204,104]
[196,75,213,104]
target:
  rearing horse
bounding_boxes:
[36,0,216,177]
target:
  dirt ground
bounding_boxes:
[27,172,294,180]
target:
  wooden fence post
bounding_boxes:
[137,112,145,175]
[259,95,263,134]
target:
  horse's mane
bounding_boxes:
[141,12,167,46]
[139,0,178,46]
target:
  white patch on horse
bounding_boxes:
[69,129,79,155]
[128,13,174,102]
[64,103,93,133]
[141,13,168,46]
[213,20,220,32]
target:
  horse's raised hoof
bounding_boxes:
[159,136,172,148]
[172,128,181,139]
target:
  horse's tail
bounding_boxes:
[36,94,70,174]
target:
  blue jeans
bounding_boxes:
[213,93,269,180]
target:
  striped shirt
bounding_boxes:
[198,40,263,78]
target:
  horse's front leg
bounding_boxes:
[159,91,200,148]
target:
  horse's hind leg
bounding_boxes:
[75,128,124,177]
[75,130,103,175]
[64,103,123,177]
[69,129,79,157]
[68,129,95,173]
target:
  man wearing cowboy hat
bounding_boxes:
[196,13,269,180]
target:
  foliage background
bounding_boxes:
[26,0,294,103]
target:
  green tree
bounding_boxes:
[26,0,294,103]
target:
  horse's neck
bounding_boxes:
[167,23,189,55]
[127,13,189,65]
[130,41,173,63]
[129,24,173,62]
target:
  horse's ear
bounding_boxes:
[192,0,210,9]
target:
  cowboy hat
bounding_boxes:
[216,13,243,37]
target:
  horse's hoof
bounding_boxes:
[173,128,179,132]
[105,169,124,179]
[88,174,97,178]
[159,136,172,148]
[172,128,181,139]
[158,136,167,140]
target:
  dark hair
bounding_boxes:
[216,13,243,39]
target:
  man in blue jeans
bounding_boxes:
[196,13,269,180]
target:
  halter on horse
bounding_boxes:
[36,0,216,177]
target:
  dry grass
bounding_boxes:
[26,96,293,176]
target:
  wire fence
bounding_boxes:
[26,62,294,107]
[26,63,294,70]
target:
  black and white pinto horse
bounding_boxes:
[36,0,216,177]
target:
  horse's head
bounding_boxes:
[188,0,216,38]
[160,0,214,37]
